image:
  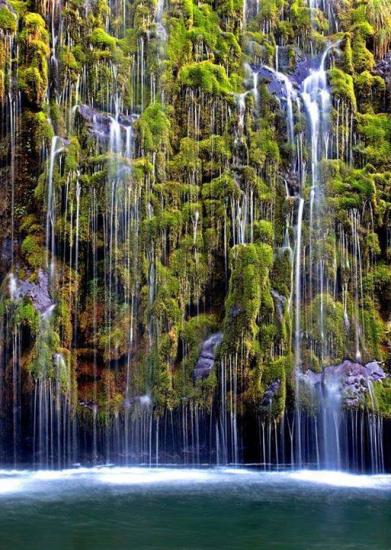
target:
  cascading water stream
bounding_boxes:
[0,0,388,473]
[293,43,337,467]
[261,66,296,144]
[46,135,66,281]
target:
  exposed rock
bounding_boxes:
[257,66,294,99]
[77,105,135,141]
[299,359,387,408]
[0,239,15,274]
[375,53,391,89]
[271,289,286,322]
[0,0,16,15]
[193,332,223,380]
[11,270,55,316]
[230,306,242,318]
[261,379,281,407]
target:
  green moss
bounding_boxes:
[172,313,220,402]
[168,138,201,176]
[366,0,391,58]
[187,3,220,51]
[355,113,391,169]
[367,264,391,315]
[65,137,80,172]
[178,61,234,95]
[29,322,61,380]
[359,295,386,361]
[352,33,374,74]
[90,27,117,49]
[14,300,39,334]
[144,261,181,329]
[202,172,240,200]
[328,67,356,109]
[221,242,273,356]
[137,102,170,152]
[21,235,45,269]
[304,294,346,367]
[0,6,17,32]
[98,306,132,361]
[324,159,377,213]
[343,35,354,74]
[34,111,53,150]
[260,355,290,418]
[354,71,385,113]
[260,0,285,24]
[249,124,280,168]
[253,220,274,245]
[370,378,391,418]
[18,67,46,105]
[0,69,4,99]
[18,12,49,107]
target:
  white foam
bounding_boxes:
[97,467,215,485]
[0,478,24,493]
[289,469,391,489]
[0,467,389,495]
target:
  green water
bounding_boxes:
[0,469,390,549]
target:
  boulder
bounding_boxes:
[11,270,55,316]
[261,379,281,407]
[193,332,223,380]
[300,359,387,408]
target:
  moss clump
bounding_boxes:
[172,313,220,404]
[0,6,17,33]
[14,300,40,334]
[328,67,356,109]
[29,325,61,380]
[34,111,53,150]
[343,35,354,74]
[325,160,376,212]
[304,294,346,367]
[355,113,391,169]
[178,61,234,95]
[137,102,170,152]
[221,242,273,355]
[18,12,49,107]
[354,71,385,113]
[0,69,4,99]
[352,32,375,74]
[366,0,391,58]
[90,27,117,49]
[370,378,391,418]
[367,264,391,317]
[202,172,240,200]
[21,235,45,269]
[261,355,291,418]
[253,220,274,245]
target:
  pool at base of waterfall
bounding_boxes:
[0,468,390,549]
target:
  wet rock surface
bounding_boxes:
[11,270,55,316]
[375,53,391,86]
[271,290,287,322]
[193,332,223,380]
[261,380,281,407]
[77,104,135,140]
[257,66,293,99]
[300,359,387,407]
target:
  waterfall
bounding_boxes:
[0,0,388,472]
[261,65,296,144]
[46,136,66,281]
[294,197,304,466]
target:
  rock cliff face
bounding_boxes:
[0,0,390,468]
